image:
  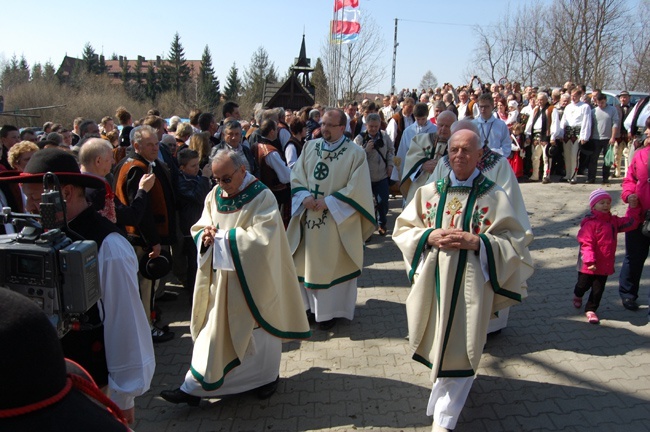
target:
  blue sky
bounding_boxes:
[1,0,554,94]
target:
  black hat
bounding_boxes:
[547,144,561,159]
[139,249,173,280]
[0,288,128,431]
[0,148,107,190]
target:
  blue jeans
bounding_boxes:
[372,178,389,228]
[619,225,650,302]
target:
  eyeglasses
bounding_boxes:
[214,168,239,184]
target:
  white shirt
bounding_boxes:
[99,232,155,409]
[524,105,560,142]
[381,105,400,121]
[473,116,512,157]
[559,101,592,142]
[265,151,291,184]
[278,127,291,150]
[386,114,415,145]
[393,122,438,181]
[457,102,470,120]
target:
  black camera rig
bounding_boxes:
[0,173,100,338]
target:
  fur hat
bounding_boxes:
[589,188,611,208]
[0,289,128,431]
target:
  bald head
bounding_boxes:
[450,129,481,151]
[450,119,480,136]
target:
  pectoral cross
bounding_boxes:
[310,184,324,199]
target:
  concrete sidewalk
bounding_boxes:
[134,178,650,432]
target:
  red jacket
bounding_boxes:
[577,207,641,275]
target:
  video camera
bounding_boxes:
[363,132,384,149]
[0,173,101,338]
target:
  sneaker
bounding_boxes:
[573,296,582,309]
[152,325,175,343]
[586,311,600,324]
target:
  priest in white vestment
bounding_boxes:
[428,119,534,333]
[287,109,376,330]
[161,149,310,406]
[393,130,534,431]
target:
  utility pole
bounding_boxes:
[390,18,399,95]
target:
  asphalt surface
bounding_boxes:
[133,176,650,432]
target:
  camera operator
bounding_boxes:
[0,149,154,425]
[354,113,394,235]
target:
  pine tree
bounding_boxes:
[1,55,30,89]
[198,45,221,111]
[121,57,130,87]
[18,56,30,80]
[145,63,160,103]
[224,62,242,102]
[311,58,329,104]
[134,56,144,85]
[31,63,43,80]
[97,54,107,74]
[82,42,98,74]
[242,46,277,105]
[43,62,56,82]
[166,32,191,94]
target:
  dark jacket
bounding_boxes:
[176,172,211,235]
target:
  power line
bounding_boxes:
[397,18,495,28]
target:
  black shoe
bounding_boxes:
[306,310,316,324]
[559,177,568,182]
[157,290,179,302]
[256,376,279,400]
[570,178,577,185]
[602,179,610,184]
[152,325,175,343]
[542,177,550,184]
[318,318,337,330]
[622,298,639,311]
[160,388,201,406]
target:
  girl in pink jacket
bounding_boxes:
[573,189,641,324]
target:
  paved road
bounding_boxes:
[134,178,650,432]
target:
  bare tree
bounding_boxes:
[619,0,650,91]
[321,13,387,104]
[470,0,630,89]
[419,70,438,90]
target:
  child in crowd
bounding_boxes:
[573,189,641,323]
[506,100,519,129]
[176,148,211,292]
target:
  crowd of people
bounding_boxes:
[1,74,649,430]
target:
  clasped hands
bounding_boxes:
[303,196,328,211]
[427,228,480,251]
[202,225,218,247]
